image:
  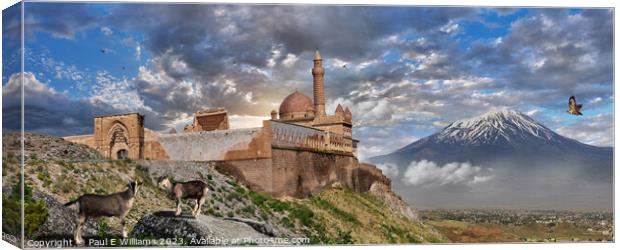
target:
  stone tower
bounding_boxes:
[312,49,326,117]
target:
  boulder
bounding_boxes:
[130,211,278,246]
[223,217,278,237]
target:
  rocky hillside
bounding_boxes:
[2,132,445,245]
[3,132,103,162]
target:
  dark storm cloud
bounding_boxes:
[91,4,481,126]
[105,4,477,79]
[2,2,21,47]
[464,9,613,105]
[23,3,100,39]
[17,4,613,145]
[2,72,119,136]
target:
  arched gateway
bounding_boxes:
[93,113,145,160]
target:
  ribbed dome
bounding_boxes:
[279,91,314,115]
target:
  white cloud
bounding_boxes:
[415,52,448,71]
[3,72,56,96]
[402,160,494,187]
[243,92,255,103]
[355,59,378,71]
[266,45,283,68]
[328,96,395,126]
[90,71,150,112]
[100,26,113,36]
[588,97,603,104]
[330,58,349,68]
[432,121,449,128]
[39,55,86,84]
[376,162,399,179]
[281,53,298,67]
[135,45,142,60]
[439,21,460,34]
[556,113,613,147]
[526,109,540,116]
[228,115,269,129]
[442,76,494,90]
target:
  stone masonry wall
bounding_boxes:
[154,126,271,161]
[270,148,357,197]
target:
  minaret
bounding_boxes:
[312,49,326,117]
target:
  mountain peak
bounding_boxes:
[458,108,526,124]
[436,109,557,145]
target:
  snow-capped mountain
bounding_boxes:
[371,109,612,174]
[435,109,558,145]
[368,109,612,210]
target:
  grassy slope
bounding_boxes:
[20,158,175,233]
[298,188,445,244]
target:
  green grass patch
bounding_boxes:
[135,164,153,187]
[248,191,268,207]
[36,169,52,188]
[310,196,359,225]
[290,204,314,227]
[265,199,291,212]
[380,223,421,243]
[241,205,256,215]
[234,185,247,195]
[2,179,48,239]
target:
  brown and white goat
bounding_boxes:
[64,181,139,245]
[157,177,209,217]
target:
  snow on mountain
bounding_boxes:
[371,108,612,168]
[434,109,558,145]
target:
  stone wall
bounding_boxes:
[270,148,357,197]
[214,159,274,194]
[154,124,271,161]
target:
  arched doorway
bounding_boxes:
[108,123,130,159]
[116,149,128,160]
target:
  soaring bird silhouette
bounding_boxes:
[567,96,583,116]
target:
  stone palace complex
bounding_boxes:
[64,50,389,198]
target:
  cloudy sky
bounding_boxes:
[2,3,613,160]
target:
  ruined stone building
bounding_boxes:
[183,107,229,133]
[64,50,389,198]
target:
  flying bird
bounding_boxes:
[100,48,108,54]
[567,96,583,116]
[341,64,347,68]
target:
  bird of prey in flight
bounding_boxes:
[567,96,583,116]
